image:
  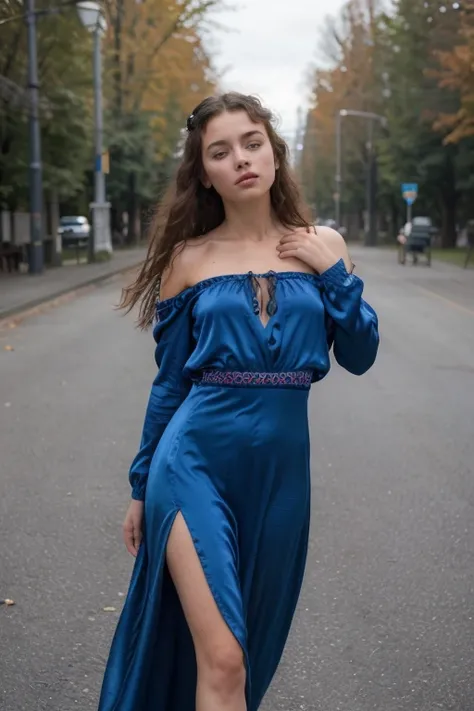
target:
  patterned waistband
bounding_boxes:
[198,370,313,390]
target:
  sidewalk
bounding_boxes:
[0,247,146,320]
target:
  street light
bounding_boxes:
[335,109,387,245]
[77,1,113,259]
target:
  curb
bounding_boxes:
[0,260,142,323]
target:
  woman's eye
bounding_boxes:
[248,142,261,150]
[212,152,227,160]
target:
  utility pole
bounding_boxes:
[335,109,386,241]
[26,0,44,274]
[78,2,112,258]
[335,111,342,227]
[365,118,378,247]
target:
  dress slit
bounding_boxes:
[169,509,252,705]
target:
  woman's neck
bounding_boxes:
[221,195,279,242]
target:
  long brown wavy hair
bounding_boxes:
[120,92,312,329]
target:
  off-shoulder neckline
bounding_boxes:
[157,270,322,311]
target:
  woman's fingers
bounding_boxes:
[277,240,302,258]
[123,518,138,557]
[278,234,302,245]
[123,500,144,557]
[125,534,136,557]
[278,248,299,259]
[133,521,142,552]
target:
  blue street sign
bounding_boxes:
[401,182,418,206]
[95,154,102,172]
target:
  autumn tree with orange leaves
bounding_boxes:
[301,0,474,248]
[434,0,474,143]
[299,0,381,233]
[102,0,219,241]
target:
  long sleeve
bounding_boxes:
[129,300,194,501]
[321,259,379,376]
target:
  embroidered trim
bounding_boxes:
[199,370,313,389]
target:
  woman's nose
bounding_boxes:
[234,151,250,170]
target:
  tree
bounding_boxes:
[0,1,94,212]
[300,0,381,232]
[301,0,469,247]
[1,0,221,244]
[433,0,474,143]
[375,0,463,246]
[102,0,219,242]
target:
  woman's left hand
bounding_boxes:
[277,227,347,275]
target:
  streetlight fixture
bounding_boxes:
[77,1,113,259]
[335,109,387,245]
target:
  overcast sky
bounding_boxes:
[212,0,346,143]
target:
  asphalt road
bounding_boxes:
[1,248,473,711]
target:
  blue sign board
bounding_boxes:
[401,182,418,206]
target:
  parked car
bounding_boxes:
[58,216,90,249]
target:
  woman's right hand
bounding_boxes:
[123,499,144,557]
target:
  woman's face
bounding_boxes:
[200,110,277,203]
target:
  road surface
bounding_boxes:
[1,248,473,710]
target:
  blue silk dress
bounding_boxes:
[98,259,379,711]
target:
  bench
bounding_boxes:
[0,244,23,273]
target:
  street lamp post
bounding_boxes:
[335,109,386,245]
[26,0,44,274]
[366,118,376,247]
[77,2,112,259]
[335,110,343,227]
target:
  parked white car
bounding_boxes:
[58,216,90,247]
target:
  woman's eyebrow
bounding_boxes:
[206,130,265,152]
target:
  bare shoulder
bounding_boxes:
[315,225,352,271]
[315,225,347,253]
[159,242,195,300]
[160,237,216,300]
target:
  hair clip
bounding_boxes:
[187,100,206,132]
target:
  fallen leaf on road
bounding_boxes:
[4,345,14,351]
[103,606,116,612]
[0,599,15,606]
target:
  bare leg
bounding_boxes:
[166,512,247,711]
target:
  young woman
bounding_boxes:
[98,92,379,711]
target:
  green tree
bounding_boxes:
[0,2,94,212]
[375,0,463,245]
[302,0,471,247]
